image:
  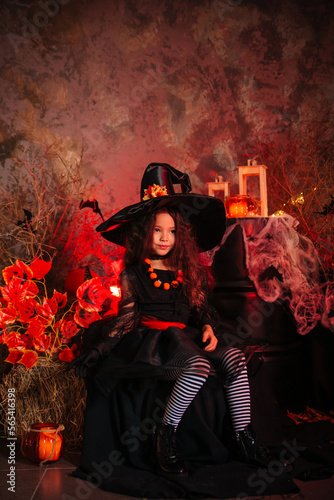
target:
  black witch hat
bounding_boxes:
[96,163,226,252]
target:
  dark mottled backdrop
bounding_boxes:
[0,0,333,210]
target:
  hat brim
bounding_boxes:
[96,194,226,252]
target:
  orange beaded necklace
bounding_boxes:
[144,258,183,290]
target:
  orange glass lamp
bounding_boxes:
[237,164,268,216]
[225,195,259,218]
[21,423,65,465]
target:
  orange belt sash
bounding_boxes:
[139,315,186,330]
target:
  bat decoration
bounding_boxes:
[16,209,34,232]
[315,195,334,216]
[79,199,104,221]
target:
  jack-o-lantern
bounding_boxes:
[21,423,64,464]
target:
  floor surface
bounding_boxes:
[1,437,334,500]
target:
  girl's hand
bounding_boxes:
[68,348,101,379]
[202,325,218,351]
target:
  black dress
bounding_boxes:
[74,262,231,490]
[90,262,226,398]
[73,263,330,498]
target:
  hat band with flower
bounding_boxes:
[96,163,226,252]
[142,184,168,200]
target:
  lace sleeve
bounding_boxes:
[190,301,221,331]
[80,270,139,353]
[100,270,139,347]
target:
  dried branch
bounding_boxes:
[252,123,334,277]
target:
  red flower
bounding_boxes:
[74,304,101,328]
[0,296,8,307]
[42,298,57,318]
[16,298,41,323]
[0,257,124,369]
[53,290,67,308]
[1,279,39,304]
[29,256,52,280]
[17,349,39,369]
[5,349,39,369]
[58,347,75,363]
[5,349,23,365]
[40,290,67,320]
[0,305,17,328]
[59,319,80,340]
[142,184,168,200]
[26,318,47,338]
[77,277,111,312]
[2,331,29,350]
[2,260,33,285]
[32,333,51,352]
[38,303,55,324]
[41,290,67,318]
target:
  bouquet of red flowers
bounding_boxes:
[0,259,121,369]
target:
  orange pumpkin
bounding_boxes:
[21,423,64,464]
[225,195,259,218]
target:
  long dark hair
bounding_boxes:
[124,208,212,307]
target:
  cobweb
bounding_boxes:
[205,214,333,335]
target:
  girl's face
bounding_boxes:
[152,212,176,257]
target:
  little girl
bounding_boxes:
[71,163,271,476]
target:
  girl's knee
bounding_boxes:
[212,347,246,376]
[185,356,211,377]
[224,347,246,363]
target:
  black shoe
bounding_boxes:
[154,424,187,475]
[234,425,276,467]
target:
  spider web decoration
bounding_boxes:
[213,215,332,335]
[247,123,334,276]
